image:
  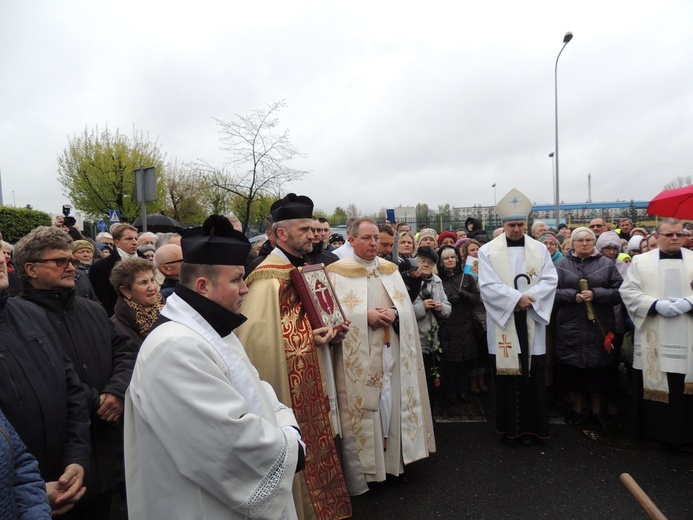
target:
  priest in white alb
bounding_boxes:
[125,215,304,519]
[619,217,693,447]
[326,218,435,495]
[478,188,557,445]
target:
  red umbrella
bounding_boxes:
[647,186,693,219]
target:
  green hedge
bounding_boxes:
[0,206,52,243]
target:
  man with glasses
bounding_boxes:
[620,217,693,449]
[478,188,558,446]
[154,243,183,297]
[13,226,137,519]
[589,218,607,238]
[0,241,91,516]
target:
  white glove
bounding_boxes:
[655,300,683,318]
[669,298,693,314]
[282,426,306,455]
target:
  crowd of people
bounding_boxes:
[0,188,691,518]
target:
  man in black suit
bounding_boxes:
[89,223,138,316]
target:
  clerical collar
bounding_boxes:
[173,284,246,337]
[506,236,525,247]
[277,246,307,268]
[659,249,683,260]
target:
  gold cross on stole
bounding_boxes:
[498,334,512,358]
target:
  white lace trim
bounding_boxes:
[233,429,291,518]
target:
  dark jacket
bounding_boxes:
[89,249,122,316]
[305,247,339,267]
[0,409,52,519]
[464,218,488,240]
[439,270,479,363]
[0,293,90,483]
[159,277,177,298]
[18,287,137,496]
[244,239,274,278]
[554,251,623,369]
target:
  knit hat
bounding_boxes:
[626,235,644,254]
[437,231,457,246]
[595,230,621,251]
[630,227,647,237]
[538,233,557,244]
[417,228,438,245]
[571,227,596,242]
[72,240,94,254]
[455,237,470,250]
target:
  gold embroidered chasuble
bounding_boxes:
[237,253,351,520]
[326,256,435,495]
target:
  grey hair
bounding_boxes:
[13,226,73,280]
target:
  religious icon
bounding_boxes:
[290,264,347,330]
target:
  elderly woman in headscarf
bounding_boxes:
[109,257,164,350]
[539,233,563,263]
[553,227,623,427]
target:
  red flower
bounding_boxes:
[604,332,614,352]
[434,378,441,388]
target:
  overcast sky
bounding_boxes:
[1,1,691,219]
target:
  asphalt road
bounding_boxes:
[350,387,693,520]
[112,374,693,520]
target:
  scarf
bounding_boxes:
[551,250,564,263]
[124,293,164,338]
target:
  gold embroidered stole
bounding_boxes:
[245,258,351,520]
[327,258,435,472]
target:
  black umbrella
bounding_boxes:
[132,215,183,233]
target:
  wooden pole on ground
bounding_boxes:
[620,473,667,520]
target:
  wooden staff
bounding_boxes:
[620,473,668,520]
[579,278,596,321]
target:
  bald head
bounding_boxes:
[154,243,183,280]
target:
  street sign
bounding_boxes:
[109,210,121,223]
[97,219,108,232]
[135,167,157,202]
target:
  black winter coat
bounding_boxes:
[18,287,137,496]
[89,249,122,316]
[554,251,623,369]
[439,270,479,363]
[0,293,90,482]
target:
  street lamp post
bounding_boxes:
[554,31,573,227]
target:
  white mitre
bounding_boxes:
[496,188,532,221]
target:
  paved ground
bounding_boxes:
[350,384,693,520]
[112,372,693,519]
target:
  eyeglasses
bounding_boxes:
[32,257,80,269]
[660,233,685,238]
[162,258,184,266]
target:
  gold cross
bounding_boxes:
[498,334,512,358]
